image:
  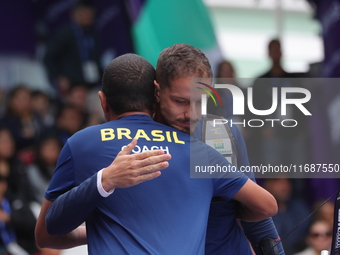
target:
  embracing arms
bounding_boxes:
[35,138,171,248]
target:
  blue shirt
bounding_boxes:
[45,114,249,255]
[194,117,285,255]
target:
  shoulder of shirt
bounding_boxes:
[192,138,225,158]
[68,120,191,140]
[201,114,240,135]
[67,124,103,141]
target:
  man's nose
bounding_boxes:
[189,102,199,121]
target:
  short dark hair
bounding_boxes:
[55,103,85,121]
[268,38,281,50]
[72,0,94,11]
[5,85,31,116]
[156,43,212,88]
[102,54,155,115]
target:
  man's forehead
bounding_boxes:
[168,77,211,87]
[164,77,211,100]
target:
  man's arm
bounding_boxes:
[242,219,284,255]
[205,142,277,222]
[35,198,87,249]
[35,138,171,248]
[231,125,284,254]
[233,179,278,222]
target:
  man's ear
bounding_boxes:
[154,80,160,103]
[98,91,109,113]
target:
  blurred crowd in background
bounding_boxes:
[0,0,340,254]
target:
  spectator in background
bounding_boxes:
[0,125,28,255]
[294,220,332,255]
[213,60,253,140]
[251,38,308,167]
[0,127,16,184]
[65,85,90,126]
[0,124,61,255]
[27,135,62,204]
[0,125,36,254]
[0,167,16,255]
[45,103,85,145]
[0,167,28,255]
[0,86,44,165]
[258,39,291,78]
[250,39,309,202]
[65,85,88,113]
[312,200,334,228]
[263,177,311,255]
[44,1,102,97]
[207,60,238,119]
[31,90,55,128]
[65,84,104,127]
[218,60,236,78]
[26,135,63,255]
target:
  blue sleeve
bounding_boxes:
[45,142,76,201]
[241,219,285,255]
[230,126,285,255]
[205,146,248,201]
[46,173,106,235]
[195,119,285,254]
[193,118,203,141]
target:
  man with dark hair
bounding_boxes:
[154,43,284,255]
[44,1,101,97]
[36,53,277,255]
[35,53,172,251]
[101,54,155,115]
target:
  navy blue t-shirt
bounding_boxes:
[46,114,249,255]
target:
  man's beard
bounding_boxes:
[176,118,199,135]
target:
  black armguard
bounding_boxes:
[258,238,279,255]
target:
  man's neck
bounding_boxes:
[270,61,285,76]
[153,104,167,125]
[115,111,151,120]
